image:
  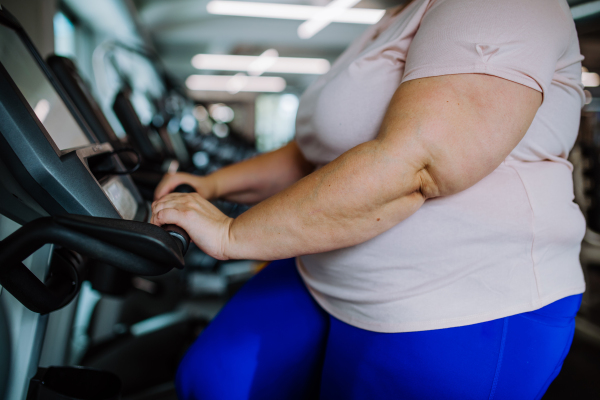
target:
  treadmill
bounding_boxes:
[48,54,255,218]
[0,6,196,399]
[46,53,254,274]
[46,54,175,199]
[65,43,255,183]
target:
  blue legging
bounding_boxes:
[176,258,581,400]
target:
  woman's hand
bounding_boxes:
[154,172,217,200]
[151,193,233,260]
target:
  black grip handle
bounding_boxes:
[0,215,185,314]
[161,183,196,255]
[162,224,190,256]
[173,184,196,193]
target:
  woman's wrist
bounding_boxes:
[221,216,237,260]
[196,174,219,200]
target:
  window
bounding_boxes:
[255,93,299,152]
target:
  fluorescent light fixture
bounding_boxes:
[226,73,250,93]
[571,0,600,20]
[298,0,361,39]
[248,49,279,76]
[206,1,385,24]
[186,74,286,93]
[583,71,600,87]
[192,53,330,75]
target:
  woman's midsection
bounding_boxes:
[299,161,584,304]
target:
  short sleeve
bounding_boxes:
[401,0,573,99]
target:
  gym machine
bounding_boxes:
[0,6,197,399]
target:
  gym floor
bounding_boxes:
[543,333,600,399]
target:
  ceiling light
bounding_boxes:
[191,53,330,75]
[248,49,279,76]
[583,71,600,87]
[186,74,286,93]
[209,104,235,122]
[298,0,361,39]
[226,73,250,94]
[206,1,385,24]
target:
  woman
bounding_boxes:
[152,0,586,398]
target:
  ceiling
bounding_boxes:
[131,0,405,95]
[124,0,600,97]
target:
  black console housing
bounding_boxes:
[0,7,146,224]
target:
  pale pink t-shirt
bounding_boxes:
[295,0,586,333]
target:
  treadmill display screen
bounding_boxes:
[0,24,91,150]
[102,177,138,220]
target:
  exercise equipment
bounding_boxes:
[0,6,195,399]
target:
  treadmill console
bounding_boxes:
[0,24,90,151]
[0,8,145,223]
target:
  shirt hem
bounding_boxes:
[296,259,584,333]
[312,286,584,333]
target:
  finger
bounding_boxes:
[154,177,176,200]
[152,203,181,226]
[154,206,192,228]
[154,173,184,200]
[153,193,195,212]
[156,193,209,210]
[153,207,204,249]
[151,194,199,223]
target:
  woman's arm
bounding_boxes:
[151,73,542,260]
[154,141,315,203]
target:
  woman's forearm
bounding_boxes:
[210,141,314,204]
[225,139,426,260]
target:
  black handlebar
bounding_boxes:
[173,184,196,193]
[159,183,197,254]
[113,90,164,163]
[163,224,190,255]
[0,215,185,314]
